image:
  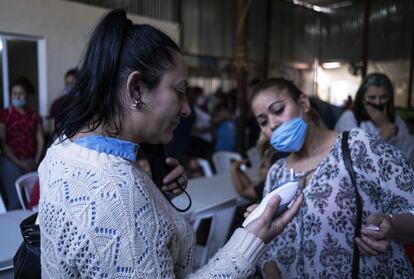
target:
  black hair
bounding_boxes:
[352,73,395,125]
[249,77,303,104]
[11,76,35,95]
[250,77,320,123]
[64,68,78,79]
[56,9,181,140]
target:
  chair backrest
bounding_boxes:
[15,172,38,210]
[197,158,213,177]
[0,195,6,213]
[212,151,242,174]
[189,198,238,268]
[247,147,261,168]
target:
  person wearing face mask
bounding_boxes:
[335,73,414,164]
[248,78,414,278]
[0,76,44,210]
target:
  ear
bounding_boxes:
[126,71,143,101]
[298,94,311,113]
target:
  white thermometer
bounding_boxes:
[243,169,299,227]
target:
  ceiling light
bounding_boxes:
[322,62,342,69]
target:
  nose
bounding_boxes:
[181,97,191,118]
[269,115,280,132]
[372,97,381,105]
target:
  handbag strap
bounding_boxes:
[341,131,362,279]
[20,213,40,245]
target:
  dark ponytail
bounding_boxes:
[56,9,180,140]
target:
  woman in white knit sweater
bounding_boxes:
[38,9,303,278]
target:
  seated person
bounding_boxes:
[0,77,44,210]
[212,104,236,152]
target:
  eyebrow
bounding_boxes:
[267,100,283,110]
[255,100,284,119]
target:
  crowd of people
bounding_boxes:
[0,8,413,279]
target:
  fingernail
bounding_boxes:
[272,195,281,203]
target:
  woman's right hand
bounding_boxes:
[244,193,304,243]
[364,103,390,126]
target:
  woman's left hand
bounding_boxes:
[355,213,394,256]
[161,157,188,198]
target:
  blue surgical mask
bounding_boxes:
[11,98,27,108]
[270,117,308,153]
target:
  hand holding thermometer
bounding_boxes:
[243,169,300,227]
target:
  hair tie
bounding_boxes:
[122,18,133,43]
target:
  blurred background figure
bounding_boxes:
[49,68,78,139]
[344,95,353,110]
[212,103,236,152]
[335,73,414,164]
[0,76,44,210]
[165,92,196,157]
[189,86,213,159]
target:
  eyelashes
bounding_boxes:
[257,106,285,127]
[270,106,284,115]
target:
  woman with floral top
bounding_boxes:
[249,77,414,278]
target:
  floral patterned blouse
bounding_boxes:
[259,129,414,278]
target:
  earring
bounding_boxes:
[132,97,145,110]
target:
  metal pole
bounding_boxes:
[262,0,271,79]
[176,0,183,47]
[235,0,248,153]
[1,36,9,108]
[361,0,371,78]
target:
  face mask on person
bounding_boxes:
[365,101,387,112]
[11,98,27,108]
[270,117,308,153]
[63,84,74,95]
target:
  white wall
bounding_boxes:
[0,0,179,118]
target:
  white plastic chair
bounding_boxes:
[15,171,38,210]
[212,151,242,174]
[189,198,238,269]
[247,147,261,168]
[197,158,213,177]
[0,195,6,213]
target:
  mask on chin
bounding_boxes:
[270,117,308,153]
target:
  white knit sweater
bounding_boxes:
[38,139,266,278]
